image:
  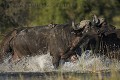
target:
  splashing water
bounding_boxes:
[0,51,120,72]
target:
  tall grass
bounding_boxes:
[13,70,120,80]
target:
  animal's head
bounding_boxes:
[72,20,92,36]
[92,15,116,35]
[92,15,106,27]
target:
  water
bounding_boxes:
[0,50,120,72]
[0,51,120,80]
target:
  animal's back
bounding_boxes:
[12,26,51,57]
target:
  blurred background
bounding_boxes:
[0,0,120,40]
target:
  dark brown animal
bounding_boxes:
[0,29,18,62]
[62,15,120,60]
[0,23,80,68]
[64,25,120,60]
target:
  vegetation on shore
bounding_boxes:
[0,0,120,34]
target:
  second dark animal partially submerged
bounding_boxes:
[63,15,120,61]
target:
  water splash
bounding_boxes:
[0,51,120,72]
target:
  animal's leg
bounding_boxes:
[61,51,75,60]
[0,54,4,63]
[61,37,81,60]
[12,52,19,61]
[9,49,21,63]
[52,55,61,69]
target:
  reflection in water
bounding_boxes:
[0,51,120,72]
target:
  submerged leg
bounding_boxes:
[52,55,61,69]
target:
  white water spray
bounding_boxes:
[0,51,120,72]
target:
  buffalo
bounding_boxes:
[79,29,120,60]
[63,15,120,60]
[0,23,82,68]
[1,15,120,69]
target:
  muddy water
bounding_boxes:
[0,51,120,80]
